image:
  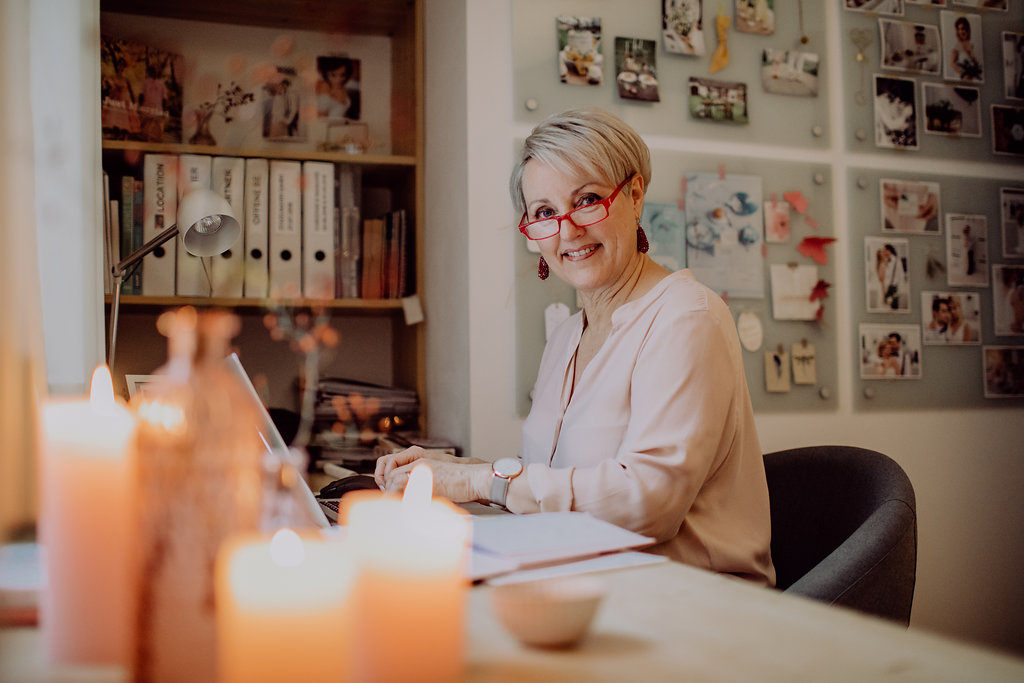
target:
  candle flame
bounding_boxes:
[270,528,304,568]
[89,365,117,415]
[402,463,433,508]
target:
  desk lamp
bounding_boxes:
[107,187,241,372]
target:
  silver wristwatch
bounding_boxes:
[489,457,524,510]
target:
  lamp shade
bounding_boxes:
[178,187,241,257]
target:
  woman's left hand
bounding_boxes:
[375,447,490,502]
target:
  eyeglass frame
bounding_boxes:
[518,175,636,240]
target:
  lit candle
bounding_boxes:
[344,465,471,683]
[215,528,356,683]
[38,365,136,665]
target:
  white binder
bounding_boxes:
[302,161,336,298]
[141,154,177,296]
[210,156,246,297]
[243,158,270,299]
[176,154,212,296]
[269,160,303,297]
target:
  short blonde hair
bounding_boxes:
[509,108,651,216]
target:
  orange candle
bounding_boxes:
[38,365,136,665]
[216,528,356,683]
[345,465,470,683]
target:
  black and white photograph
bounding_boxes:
[991,104,1024,157]
[557,15,604,86]
[880,19,941,75]
[874,74,918,150]
[866,236,911,313]
[735,0,774,35]
[262,66,304,141]
[1001,187,1024,258]
[922,83,982,137]
[1002,32,1024,100]
[844,0,905,15]
[880,178,940,234]
[983,347,1024,398]
[921,291,981,344]
[761,49,819,97]
[993,265,1024,335]
[860,323,922,379]
[946,213,989,287]
[688,77,749,124]
[941,11,984,83]
[615,37,660,102]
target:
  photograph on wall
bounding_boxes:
[993,265,1024,335]
[615,37,660,102]
[880,178,940,234]
[865,236,911,313]
[791,341,816,385]
[764,198,791,242]
[760,49,819,97]
[640,201,686,271]
[315,56,361,121]
[689,77,749,124]
[921,291,981,344]
[100,36,183,143]
[941,11,984,83]
[684,172,764,298]
[945,213,989,287]
[874,74,918,150]
[262,66,304,141]
[663,0,706,56]
[1000,187,1024,257]
[983,347,1024,398]
[859,323,922,379]
[922,83,982,137]
[770,263,819,320]
[991,104,1024,157]
[557,15,604,86]
[953,0,1007,9]
[735,0,774,35]
[906,0,946,6]
[1002,32,1024,100]
[764,348,791,393]
[880,20,941,75]
[844,0,905,15]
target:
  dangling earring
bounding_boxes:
[537,256,549,280]
[636,224,650,254]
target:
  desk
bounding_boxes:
[4,562,1024,681]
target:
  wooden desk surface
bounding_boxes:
[4,561,1024,682]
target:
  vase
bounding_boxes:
[189,112,217,146]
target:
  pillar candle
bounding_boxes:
[38,365,136,665]
[344,465,471,683]
[216,528,356,683]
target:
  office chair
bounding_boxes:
[763,445,917,625]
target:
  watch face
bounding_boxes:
[494,458,523,478]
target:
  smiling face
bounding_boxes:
[521,161,644,294]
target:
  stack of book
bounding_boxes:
[312,377,420,443]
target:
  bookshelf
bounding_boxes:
[98,0,426,425]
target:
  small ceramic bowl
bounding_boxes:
[490,575,607,648]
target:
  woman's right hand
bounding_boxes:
[373,447,475,490]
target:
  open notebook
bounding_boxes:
[223,353,334,529]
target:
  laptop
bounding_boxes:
[223,353,337,528]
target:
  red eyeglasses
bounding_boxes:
[518,175,634,240]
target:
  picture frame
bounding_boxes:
[921,290,982,344]
[873,74,918,150]
[865,236,912,313]
[991,104,1024,157]
[859,323,922,379]
[689,77,749,124]
[945,213,989,287]
[879,19,941,75]
[922,83,982,137]
[1000,187,1024,258]
[992,265,1024,336]
[983,346,1024,398]
[1001,32,1024,101]
[844,0,905,16]
[940,11,984,84]
[125,374,163,399]
[880,178,941,234]
[760,49,819,97]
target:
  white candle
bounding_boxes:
[39,365,136,665]
[344,465,471,683]
[216,529,356,683]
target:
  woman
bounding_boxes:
[316,56,357,119]
[946,295,976,343]
[376,108,774,585]
[950,16,982,82]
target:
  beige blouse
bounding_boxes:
[521,269,775,586]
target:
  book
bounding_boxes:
[130,180,144,294]
[141,154,177,295]
[176,154,212,296]
[301,161,336,299]
[119,176,135,294]
[268,160,303,296]
[100,35,183,143]
[102,171,113,294]
[243,158,270,299]
[360,217,385,299]
[336,164,362,298]
[210,156,246,297]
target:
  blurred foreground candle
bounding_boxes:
[39,365,136,665]
[216,528,356,683]
[344,465,471,683]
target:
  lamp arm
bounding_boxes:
[111,223,179,278]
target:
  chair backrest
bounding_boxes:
[763,445,917,625]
